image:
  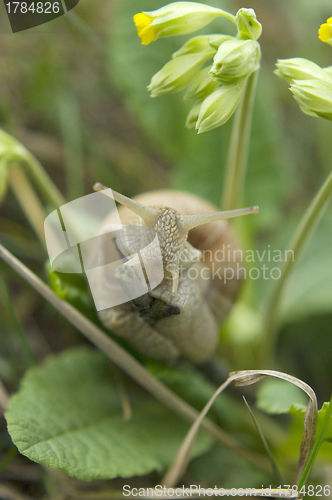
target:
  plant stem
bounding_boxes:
[1,128,65,208]
[261,170,332,366]
[297,395,332,489]
[8,164,46,247]
[222,70,259,210]
[0,242,270,473]
[13,146,66,208]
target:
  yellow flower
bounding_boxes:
[133,2,235,46]
[319,17,332,45]
[133,13,158,45]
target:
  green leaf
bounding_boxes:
[277,402,332,463]
[5,347,212,481]
[256,378,307,415]
[45,262,96,318]
[151,363,244,429]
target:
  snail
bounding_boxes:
[92,183,259,365]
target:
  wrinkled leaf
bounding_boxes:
[5,347,212,481]
[45,262,96,318]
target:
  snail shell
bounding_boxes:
[93,187,257,365]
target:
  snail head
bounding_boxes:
[93,183,259,296]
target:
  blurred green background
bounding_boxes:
[0,0,332,495]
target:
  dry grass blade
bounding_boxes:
[232,370,317,483]
[162,377,233,488]
[243,396,283,484]
[0,243,269,472]
[163,370,317,488]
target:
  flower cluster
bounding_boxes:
[133,2,262,133]
[276,57,332,121]
[274,18,332,121]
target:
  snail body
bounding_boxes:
[93,185,258,365]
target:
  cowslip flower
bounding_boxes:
[185,100,203,128]
[133,2,235,45]
[290,79,332,121]
[134,2,262,133]
[319,17,332,46]
[210,39,261,84]
[147,35,225,97]
[195,81,246,133]
[148,52,212,97]
[275,58,332,85]
[184,66,219,101]
[236,8,262,41]
[172,34,233,57]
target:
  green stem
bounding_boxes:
[217,11,237,25]
[8,164,47,247]
[298,395,332,489]
[1,128,65,208]
[14,146,66,208]
[261,170,332,366]
[222,70,259,210]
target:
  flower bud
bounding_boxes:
[236,8,262,40]
[318,17,332,46]
[275,58,332,85]
[290,79,332,121]
[195,81,246,133]
[148,53,210,97]
[207,34,235,51]
[210,39,260,84]
[184,66,219,101]
[173,34,230,58]
[133,2,235,45]
[185,101,202,129]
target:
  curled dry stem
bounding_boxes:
[163,370,317,488]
